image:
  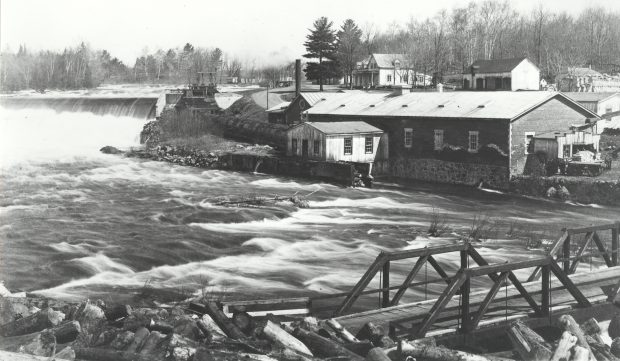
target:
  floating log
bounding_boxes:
[585,335,615,361]
[0,308,64,337]
[366,347,392,361]
[326,319,359,343]
[104,304,132,321]
[194,347,279,361]
[292,327,364,361]
[558,315,593,357]
[610,337,620,358]
[190,302,246,340]
[125,327,150,353]
[506,320,553,361]
[259,320,313,356]
[399,340,492,361]
[355,322,395,348]
[610,314,620,339]
[75,347,160,361]
[581,318,605,345]
[550,331,577,361]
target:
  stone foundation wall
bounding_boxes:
[509,175,620,206]
[374,158,510,189]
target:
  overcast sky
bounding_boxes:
[2,0,619,66]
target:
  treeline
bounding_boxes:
[304,1,620,88]
[0,43,130,91]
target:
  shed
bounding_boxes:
[286,121,386,163]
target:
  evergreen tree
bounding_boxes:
[336,19,363,89]
[303,17,338,91]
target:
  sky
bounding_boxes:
[1,0,619,66]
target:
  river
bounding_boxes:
[1,86,618,307]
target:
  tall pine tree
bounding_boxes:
[303,17,338,91]
[336,19,363,89]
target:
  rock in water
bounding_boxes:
[100,146,123,154]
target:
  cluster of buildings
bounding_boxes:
[267,56,620,188]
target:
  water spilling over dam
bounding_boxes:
[0,97,157,119]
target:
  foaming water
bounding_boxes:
[2,93,619,303]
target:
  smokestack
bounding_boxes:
[295,59,301,97]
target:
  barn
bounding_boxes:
[286,121,386,164]
[305,91,599,188]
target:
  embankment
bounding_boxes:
[509,175,620,205]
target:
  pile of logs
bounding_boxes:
[507,315,620,361]
[2,283,620,361]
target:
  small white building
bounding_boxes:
[463,57,540,91]
[286,121,386,163]
[352,54,430,88]
[564,92,620,133]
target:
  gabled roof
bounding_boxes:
[469,57,535,74]
[563,92,619,103]
[299,92,342,107]
[266,101,291,112]
[292,121,383,135]
[371,54,407,68]
[306,91,600,121]
[564,67,603,78]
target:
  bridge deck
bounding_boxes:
[334,266,620,335]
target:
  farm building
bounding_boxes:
[462,57,540,91]
[286,121,386,164]
[352,54,431,88]
[564,92,620,132]
[305,91,600,188]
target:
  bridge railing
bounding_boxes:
[527,221,619,282]
[389,255,593,338]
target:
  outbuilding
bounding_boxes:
[463,57,540,91]
[286,121,386,163]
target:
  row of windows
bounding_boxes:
[291,137,374,156]
[404,128,479,153]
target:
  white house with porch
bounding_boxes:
[352,54,430,88]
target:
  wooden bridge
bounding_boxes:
[222,222,620,341]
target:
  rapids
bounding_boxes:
[1,87,618,306]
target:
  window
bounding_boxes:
[291,138,298,155]
[403,74,409,83]
[468,131,479,153]
[606,105,613,114]
[313,140,320,156]
[434,129,444,150]
[365,137,373,154]
[344,137,353,155]
[524,132,535,154]
[387,74,392,82]
[404,128,413,148]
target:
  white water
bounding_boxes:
[1,88,618,304]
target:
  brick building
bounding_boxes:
[305,91,599,188]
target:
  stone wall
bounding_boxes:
[509,175,620,206]
[374,158,510,189]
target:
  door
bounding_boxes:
[476,78,484,90]
[302,139,309,159]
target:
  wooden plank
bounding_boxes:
[567,223,618,235]
[460,250,470,333]
[465,258,548,277]
[415,271,467,337]
[390,255,428,306]
[541,266,550,316]
[569,232,594,274]
[334,253,387,316]
[427,255,451,285]
[563,234,571,273]
[507,271,541,315]
[592,232,613,267]
[549,230,570,257]
[549,259,591,307]
[612,224,619,266]
[470,271,509,331]
[383,243,467,261]
[382,261,390,308]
